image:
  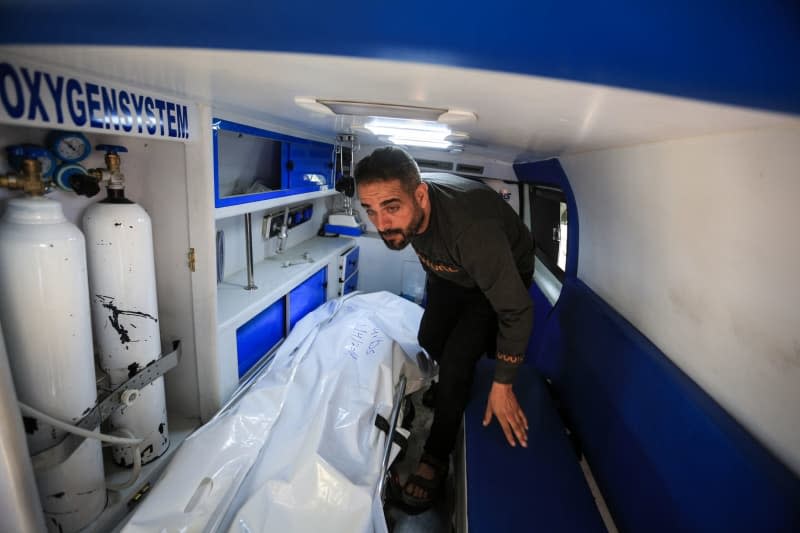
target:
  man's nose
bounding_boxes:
[374,212,391,231]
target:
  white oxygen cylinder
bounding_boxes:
[83,192,169,467]
[0,197,106,533]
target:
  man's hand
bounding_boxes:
[483,382,529,447]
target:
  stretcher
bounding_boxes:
[122,292,432,533]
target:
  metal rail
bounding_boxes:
[378,374,407,502]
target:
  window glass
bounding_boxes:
[530,186,567,280]
[557,201,568,271]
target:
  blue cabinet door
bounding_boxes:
[288,267,327,330]
[287,141,334,190]
[236,297,285,378]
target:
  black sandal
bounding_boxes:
[389,452,448,515]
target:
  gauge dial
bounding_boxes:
[51,132,91,163]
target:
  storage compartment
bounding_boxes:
[340,271,359,296]
[288,268,328,330]
[213,119,334,208]
[235,298,286,378]
[216,127,287,200]
[339,245,360,281]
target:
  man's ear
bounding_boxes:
[415,182,429,207]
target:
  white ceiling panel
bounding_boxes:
[4,45,799,162]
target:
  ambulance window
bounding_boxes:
[530,186,567,281]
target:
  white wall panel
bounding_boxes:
[355,233,423,296]
[561,127,800,474]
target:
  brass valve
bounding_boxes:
[88,144,127,190]
[0,157,47,196]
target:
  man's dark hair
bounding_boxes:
[354,146,421,196]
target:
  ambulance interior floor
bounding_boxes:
[384,386,454,533]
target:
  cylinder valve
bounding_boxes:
[1,146,50,196]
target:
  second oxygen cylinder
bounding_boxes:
[83,195,169,466]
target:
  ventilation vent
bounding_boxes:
[455,163,484,175]
[415,159,454,171]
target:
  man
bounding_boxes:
[355,147,534,513]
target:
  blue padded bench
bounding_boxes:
[550,277,800,532]
[463,358,606,532]
[463,277,800,532]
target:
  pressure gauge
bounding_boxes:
[50,131,91,163]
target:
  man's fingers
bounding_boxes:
[506,413,528,447]
[498,418,516,447]
[513,411,528,437]
[483,402,492,427]
[520,409,529,431]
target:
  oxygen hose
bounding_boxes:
[104,427,143,492]
[18,401,143,446]
[18,402,145,490]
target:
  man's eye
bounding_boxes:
[386,206,399,214]
[366,209,376,217]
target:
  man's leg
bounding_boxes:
[424,288,495,461]
[417,277,462,364]
[402,288,496,503]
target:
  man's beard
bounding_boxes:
[379,203,425,250]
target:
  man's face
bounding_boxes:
[358,179,426,250]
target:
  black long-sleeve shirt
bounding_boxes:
[411,173,534,383]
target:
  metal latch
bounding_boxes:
[188,248,196,272]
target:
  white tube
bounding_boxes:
[105,428,143,492]
[18,402,143,447]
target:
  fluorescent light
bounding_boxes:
[388,137,452,149]
[365,118,451,142]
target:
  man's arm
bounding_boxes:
[456,222,533,446]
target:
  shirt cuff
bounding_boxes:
[493,352,524,384]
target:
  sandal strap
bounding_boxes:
[405,472,441,492]
[419,452,448,474]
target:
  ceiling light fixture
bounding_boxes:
[295,98,477,124]
[388,137,453,149]
[365,118,451,139]
[316,99,447,121]
[365,118,453,149]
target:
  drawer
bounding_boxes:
[339,271,359,296]
[339,246,360,281]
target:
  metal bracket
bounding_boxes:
[336,133,357,143]
[30,340,181,471]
